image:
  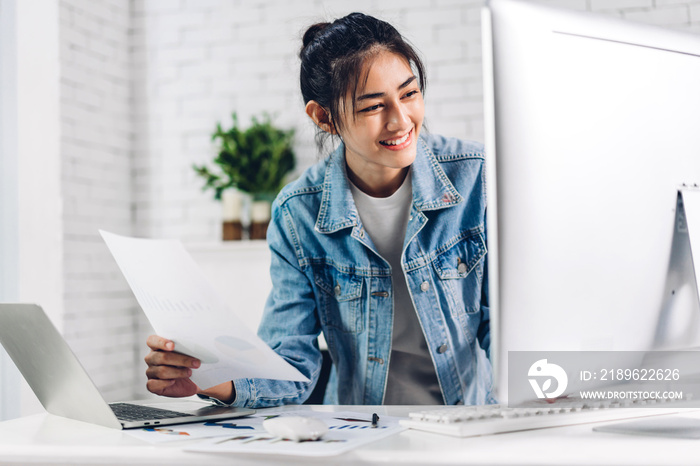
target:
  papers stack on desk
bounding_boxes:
[125,410,405,456]
[185,411,405,457]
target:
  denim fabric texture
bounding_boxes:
[230,133,495,407]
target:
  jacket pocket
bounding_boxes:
[314,265,364,333]
[432,231,486,315]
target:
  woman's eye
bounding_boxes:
[359,104,382,113]
[403,90,419,99]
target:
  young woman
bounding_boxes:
[145,12,494,407]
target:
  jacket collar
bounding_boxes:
[315,136,463,234]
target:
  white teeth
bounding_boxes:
[381,131,410,146]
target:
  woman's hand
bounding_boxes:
[144,335,201,397]
[144,335,236,403]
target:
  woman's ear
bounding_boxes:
[305,101,336,134]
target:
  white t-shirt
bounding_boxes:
[349,170,442,404]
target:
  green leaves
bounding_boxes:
[194,113,296,199]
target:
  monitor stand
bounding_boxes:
[653,187,700,349]
[683,187,700,298]
[594,416,700,439]
[601,187,700,439]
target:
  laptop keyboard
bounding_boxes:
[110,403,194,422]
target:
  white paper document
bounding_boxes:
[182,410,406,457]
[100,230,309,388]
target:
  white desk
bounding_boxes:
[1,405,700,465]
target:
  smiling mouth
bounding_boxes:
[379,128,412,147]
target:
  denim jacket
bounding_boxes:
[229,133,495,408]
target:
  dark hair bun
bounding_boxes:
[302,22,331,50]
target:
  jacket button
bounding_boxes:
[420,281,430,292]
[438,344,448,354]
[458,262,467,274]
[334,284,341,296]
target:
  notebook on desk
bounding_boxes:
[0,303,255,429]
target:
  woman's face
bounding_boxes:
[338,50,425,197]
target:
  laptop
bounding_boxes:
[0,303,255,429]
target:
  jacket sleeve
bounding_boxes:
[229,197,324,408]
[477,207,491,359]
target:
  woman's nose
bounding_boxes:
[387,105,410,132]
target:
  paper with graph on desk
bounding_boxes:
[100,230,309,388]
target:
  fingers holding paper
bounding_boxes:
[145,335,236,403]
[145,334,201,397]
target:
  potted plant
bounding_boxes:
[194,113,296,240]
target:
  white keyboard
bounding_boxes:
[400,400,683,437]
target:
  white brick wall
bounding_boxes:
[59,0,138,402]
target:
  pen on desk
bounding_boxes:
[371,413,379,428]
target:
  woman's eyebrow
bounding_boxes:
[356,75,417,102]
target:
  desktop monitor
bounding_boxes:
[482,0,700,404]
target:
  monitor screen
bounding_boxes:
[482,0,700,403]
